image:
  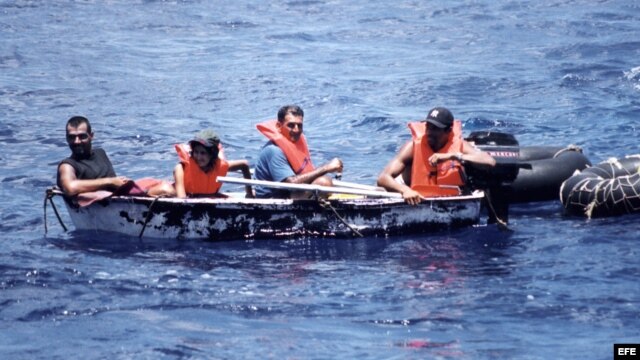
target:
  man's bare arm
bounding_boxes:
[461,141,496,167]
[227,159,254,198]
[284,157,343,185]
[427,140,496,167]
[377,142,422,205]
[58,163,129,196]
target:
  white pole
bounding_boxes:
[217,176,402,199]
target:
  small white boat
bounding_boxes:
[46,178,483,240]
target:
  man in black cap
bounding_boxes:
[377,107,495,205]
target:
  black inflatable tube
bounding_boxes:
[561,155,640,217]
[519,146,566,161]
[507,147,591,203]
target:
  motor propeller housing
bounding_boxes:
[464,131,521,189]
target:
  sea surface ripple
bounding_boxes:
[1,1,639,359]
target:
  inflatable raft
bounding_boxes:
[509,146,592,203]
[560,155,640,218]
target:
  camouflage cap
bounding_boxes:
[189,129,220,148]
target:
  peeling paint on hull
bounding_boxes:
[63,193,483,240]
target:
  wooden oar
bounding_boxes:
[217,176,402,199]
[333,180,384,191]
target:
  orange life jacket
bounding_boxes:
[256,119,315,174]
[408,120,465,196]
[175,143,229,196]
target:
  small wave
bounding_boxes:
[0,175,51,189]
[267,32,317,42]
[397,339,458,349]
[39,137,66,146]
[0,127,15,138]
[49,103,74,109]
[365,314,459,326]
[191,91,227,103]
[547,41,640,60]
[464,117,522,132]
[26,178,54,188]
[17,306,66,322]
[0,1,40,9]
[155,345,202,358]
[109,134,163,147]
[624,66,640,90]
[0,52,24,69]
[358,16,406,25]
[211,20,259,30]
[560,73,595,87]
[351,115,390,128]
[624,66,640,79]
[19,89,61,98]
[287,0,324,6]
[1,175,28,183]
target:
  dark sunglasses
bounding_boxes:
[66,133,90,141]
[286,123,303,130]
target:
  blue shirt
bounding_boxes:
[253,141,295,198]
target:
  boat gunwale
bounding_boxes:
[50,189,484,207]
[50,188,484,205]
[47,188,483,239]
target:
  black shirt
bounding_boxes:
[57,148,116,189]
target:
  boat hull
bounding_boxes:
[62,193,483,240]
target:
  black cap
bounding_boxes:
[189,129,220,148]
[425,107,454,129]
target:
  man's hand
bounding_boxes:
[428,152,460,166]
[401,188,422,205]
[327,157,343,173]
[111,176,131,188]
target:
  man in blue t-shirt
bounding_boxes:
[253,142,299,198]
[253,105,343,198]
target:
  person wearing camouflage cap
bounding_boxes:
[173,129,253,198]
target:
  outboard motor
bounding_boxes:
[464,132,521,187]
[464,131,523,225]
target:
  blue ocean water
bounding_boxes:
[1,0,639,358]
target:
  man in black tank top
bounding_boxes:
[57,116,131,196]
[57,116,174,197]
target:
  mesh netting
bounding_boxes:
[560,155,640,218]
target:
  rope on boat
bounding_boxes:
[553,144,582,158]
[43,191,49,234]
[43,188,68,233]
[318,198,363,238]
[483,188,510,231]
[138,196,161,238]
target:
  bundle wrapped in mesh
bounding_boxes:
[560,155,640,218]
